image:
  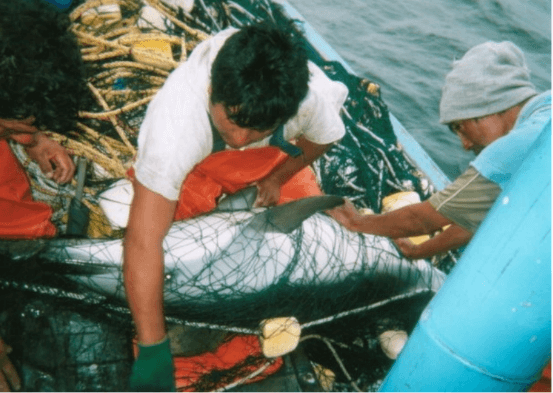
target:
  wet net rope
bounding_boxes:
[0,0,459,391]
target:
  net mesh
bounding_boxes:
[0,0,460,391]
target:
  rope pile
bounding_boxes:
[1,2,455,391]
[14,0,289,237]
[68,0,211,174]
[13,0,223,237]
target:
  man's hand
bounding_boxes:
[254,175,281,207]
[326,199,362,232]
[393,237,420,259]
[24,133,75,183]
[0,338,20,392]
[129,337,175,392]
[254,137,334,208]
[393,224,472,260]
[0,117,39,141]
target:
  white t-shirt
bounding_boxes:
[135,27,349,201]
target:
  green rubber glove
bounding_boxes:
[129,337,176,392]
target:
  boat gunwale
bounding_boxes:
[273,0,452,191]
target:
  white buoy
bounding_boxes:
[379,330,408,360]
[137,5,169,30]
[98,178,133,229]
[259,317,301,358]
[165,0,195,14]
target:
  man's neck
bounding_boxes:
[503,100,529,134]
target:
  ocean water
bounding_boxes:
[287,0,552,180]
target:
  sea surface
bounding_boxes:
[287,0,551,180]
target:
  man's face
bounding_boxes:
[448,114,510,155]
[208,102,275,149]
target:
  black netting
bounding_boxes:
[0,0,457,391]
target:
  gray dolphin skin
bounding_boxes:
[35,188,446,310]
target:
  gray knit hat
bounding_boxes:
[439,41,537,124]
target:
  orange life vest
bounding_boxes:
[0,140,56,239]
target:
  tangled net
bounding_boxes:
[0,0,459,391]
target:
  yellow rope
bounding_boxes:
[76,122,129,174]
[103,60,171,76]
[80,94,154,120]
[76,122,133,154]
[46,132,128,178]
[118,32,183,46]
[180,36,187,62]
[143,0,211,41]
[83,199,119,238]
[99,88,160,101]
[98,71,167,87]
[92,69,134,82]
[46,0,215,237]
[73,29,131,53]
[85,82,136,153]
[82,48,128,61]
[69,0,119,22]
[101,25,138,40]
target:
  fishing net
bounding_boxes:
[0,0,459,391]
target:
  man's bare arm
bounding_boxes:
[393,224,472,259]
[330,199,454,238]
[123,180,177,345]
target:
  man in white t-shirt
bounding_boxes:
[124,21,348,391]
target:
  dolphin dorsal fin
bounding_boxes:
[246,195,344,234]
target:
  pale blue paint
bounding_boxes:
[379,129,551,391]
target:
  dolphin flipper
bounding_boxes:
[214,187,258,212]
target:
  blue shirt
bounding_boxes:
[472,91,551,189]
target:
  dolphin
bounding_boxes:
[31,181,445,324]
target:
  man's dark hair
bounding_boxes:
[0,0,87,133]
[210,21,309,131]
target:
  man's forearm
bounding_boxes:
[417,224,472,256]
[123,180,177,345]
[123,235,167,345]
[348,201,453,238]
[394,224,472,259]
[267,137,333,185]
[349,210,429,238]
